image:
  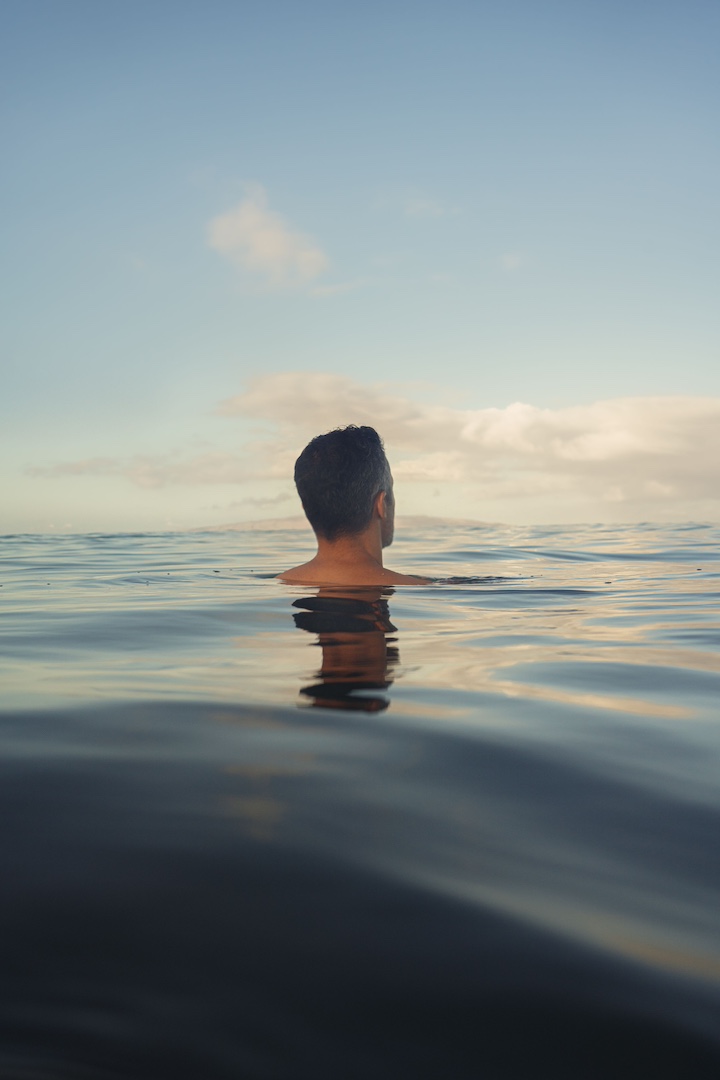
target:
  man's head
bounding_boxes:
[294,425,394,546]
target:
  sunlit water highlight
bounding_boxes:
[1,522,719,1078]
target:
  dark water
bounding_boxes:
[1,522,720,1078]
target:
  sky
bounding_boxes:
[2,0,719,532]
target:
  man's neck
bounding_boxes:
[279,521,427,585]
[314,524,384,570]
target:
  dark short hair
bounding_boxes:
[294,426,391,541]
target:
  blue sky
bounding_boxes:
[2,0,719,531]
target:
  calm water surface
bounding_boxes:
[1,522,719,1078]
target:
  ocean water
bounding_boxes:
[1,521,720,1078]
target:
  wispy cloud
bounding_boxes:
[372,189,459,220]
[500,252,527,272]
[207,186,328,287]
[28,451,253,489]
[205,492,293,511]
[404,196,457,219]
[310,279,367,297]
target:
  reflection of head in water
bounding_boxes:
[294,426,394,549]
[292,590,399,713]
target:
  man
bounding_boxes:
[278,425,428,585]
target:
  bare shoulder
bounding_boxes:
[276,563,429,586]
[380,569,431,585]
[276,562,322,584]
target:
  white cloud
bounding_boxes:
[207,186,328,286]
[28,374,720,519]
[218,372,431,435]
[217,374,720,511]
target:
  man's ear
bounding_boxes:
[374,490,387,519]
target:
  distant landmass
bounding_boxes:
[194,515,485,533]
